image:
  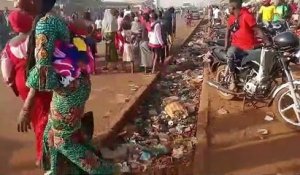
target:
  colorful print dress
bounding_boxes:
[26,15,116,174]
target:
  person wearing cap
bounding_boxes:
[1,9,52,167]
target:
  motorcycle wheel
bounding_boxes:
[272,87,300,129]
[215,65,235,100]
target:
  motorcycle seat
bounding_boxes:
[212,47,227,62]
[212,47,249,62]
[207,39,225,47]
[212,25,226,30]
[234,51,248,60]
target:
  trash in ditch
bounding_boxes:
[217,107,229,115]
[196,39,204,45]
[185,103,197,114]
[131,88,138,91]
[100,144,128,160]
[140,151,152,161]
[129,84,139,91]
[116,94,130,103]
[188,42,194,47]
[107,25,208,173]
[257,129,269,139]
[118,162,131,173]
[164,100,188,119]
[172,146,185,159]
[264,115,274,122]
[149,109,158,116]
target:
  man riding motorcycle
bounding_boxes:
[225,0,271,89]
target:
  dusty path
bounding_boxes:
[204,61,300,174]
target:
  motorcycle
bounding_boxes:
[258,20,290,37]
[207,31,300,128]
[209,24,226,41]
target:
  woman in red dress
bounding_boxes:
[1,9,52,166]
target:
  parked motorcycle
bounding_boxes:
[207,31,300,128]
[209,24,226,41]
[259,20,290,37]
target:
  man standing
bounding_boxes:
[95,15,102,31]
[213,6,221,25]
[158,11,169,63]
[164,7,176,45]
[208,5,213,26]
[124,6,131,17]
[171,7,177,39]
[3,7,9,26]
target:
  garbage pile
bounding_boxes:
[101,30,207,174]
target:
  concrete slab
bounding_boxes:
[87,73,157,137]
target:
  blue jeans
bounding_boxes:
[226,46,249,73]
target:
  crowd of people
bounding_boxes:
[0,0,177,174]
[257,0,298,25]
[206,0,300,27]
[98,7,176,73]
[62,6,177,74]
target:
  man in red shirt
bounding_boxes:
[225,0,269,88]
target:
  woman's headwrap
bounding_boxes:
[8,10,33,33]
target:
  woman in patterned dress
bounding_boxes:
[17,0,117,174]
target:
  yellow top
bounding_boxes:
[259,5,276,23]
[73,37,87,51]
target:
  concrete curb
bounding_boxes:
[193,63,210,174]
[93,19,204,145]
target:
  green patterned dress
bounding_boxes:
[26,15,116,175]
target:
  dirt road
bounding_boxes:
[204,65,300,174]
